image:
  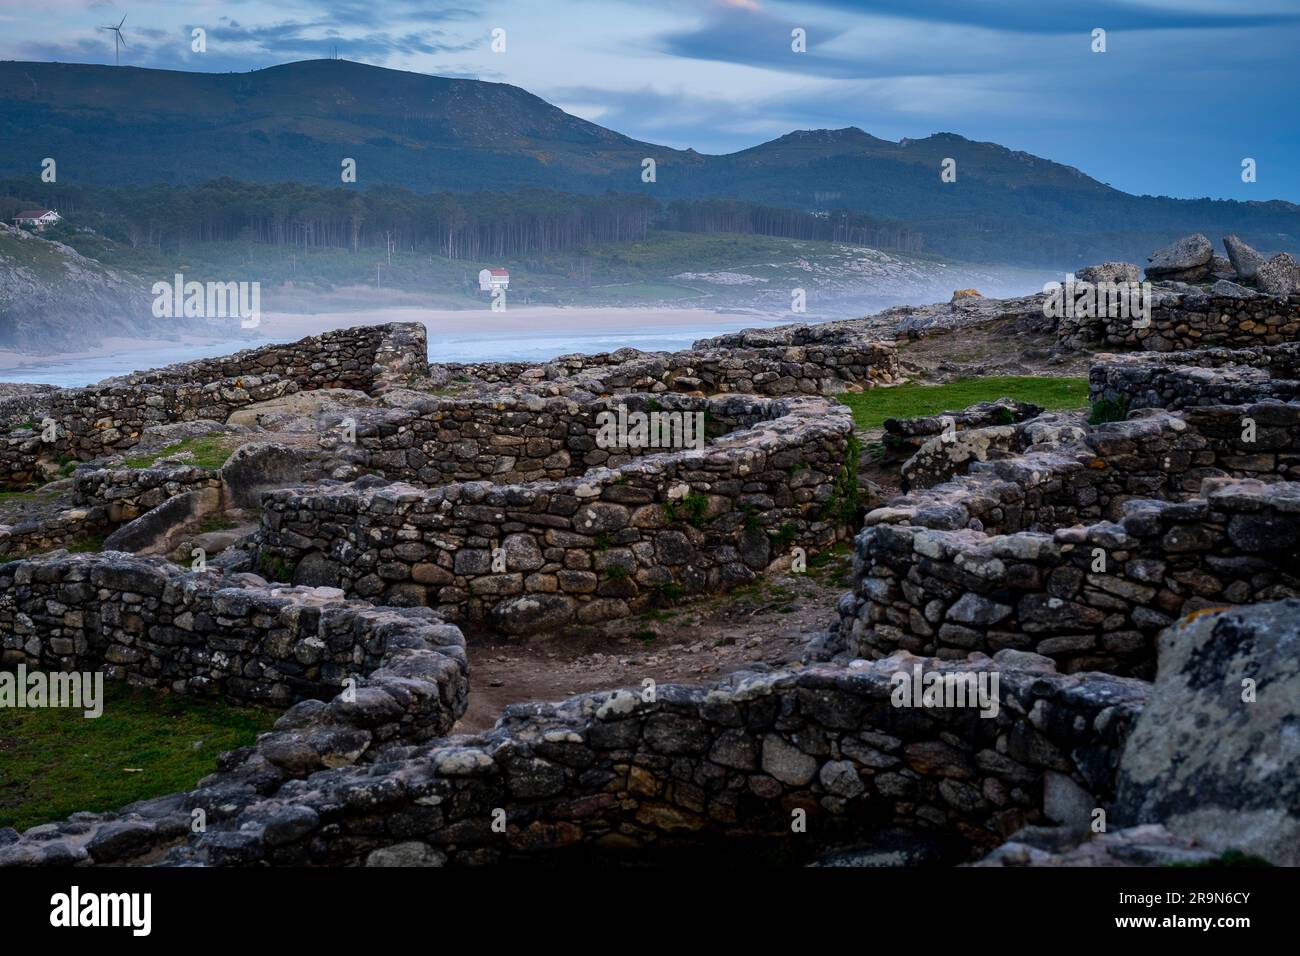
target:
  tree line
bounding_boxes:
[0,178,924,258]
[662,199,923,253]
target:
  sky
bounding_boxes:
[2,0,1298,201]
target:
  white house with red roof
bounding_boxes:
[478,267,510,292]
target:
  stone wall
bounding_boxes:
[343,392,789,486]
[433,337,900,398]
[0,374,296,487]
[0,324,427,487]
[1058,288,1300,353]
[0,551,467,722]
[1090,344,1300,412]
[0,464,220,559]
[835,391,1300,674]
[260,396,856,632]
[105,323,425,394]
[0,652,1148,867]
[70,464,220,525]
[840,478,1300,678]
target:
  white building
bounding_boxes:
[13,209,61,230]
[478,267,509,292]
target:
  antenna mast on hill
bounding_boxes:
[100,14,127,66]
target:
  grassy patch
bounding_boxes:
[0,684,277,832]
[0,490,42,503]
[256,552,296,583]
[123,435,235,470]
[820,433,863,527]
[838,376,1089,431]
[196,514,239,534]
[65,535,105,554]
[808,542,854,588]
[1089,396,1129,426]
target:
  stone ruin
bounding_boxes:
[257,392,855,633]
[1057,233,1300,353]
[2,276,1298,869]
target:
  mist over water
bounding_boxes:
[1,263,1053,387]
[0,310,786,387]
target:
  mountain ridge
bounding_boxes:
[1,58,1297,265]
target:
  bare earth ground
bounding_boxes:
[454,551,853,732]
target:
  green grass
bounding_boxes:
[196,514,238,534]
[0,490,42,502]
[123,435,236,470]
[838,376,1089,431]
[65,535,105,554]
[257,552,296,583]
[0,684,278,832]
[1089,396,1129,426]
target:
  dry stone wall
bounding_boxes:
[0,551,468,720]
[0,324,426,487]
[105,323,425,393]
[1090,344,1300,412]
[1057,288,1300,353]
[0,375,294,486]
[0,464,219,559]
[343,392,784,486]
[835,382,1300,677]
[840,478,1300,678]
[0,652,1147,867]
[433,337,899,398]
[260,395,856,632]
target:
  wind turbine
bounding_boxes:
[101,15,127,66]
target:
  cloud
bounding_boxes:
[204,19,481,59]
[656,7,866,79]
[801,0,1300,34]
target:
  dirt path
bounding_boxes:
[453,549,853,732]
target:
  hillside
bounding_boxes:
[2,59,1299,265]
[0,223,213,351]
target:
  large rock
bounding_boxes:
[226,389,374,429]
[1144,234,1213,282]
[102,487,221,555]
[1208,255,1234,279]
[293,550,342,587]
[221,442,313,509]
[1209,279,1256,299]
[490,594,577,635]
[1222,234,1267,282]
[1075,262,1140,285]
[1254,253,1300,297]
[1115,600,1300,865]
